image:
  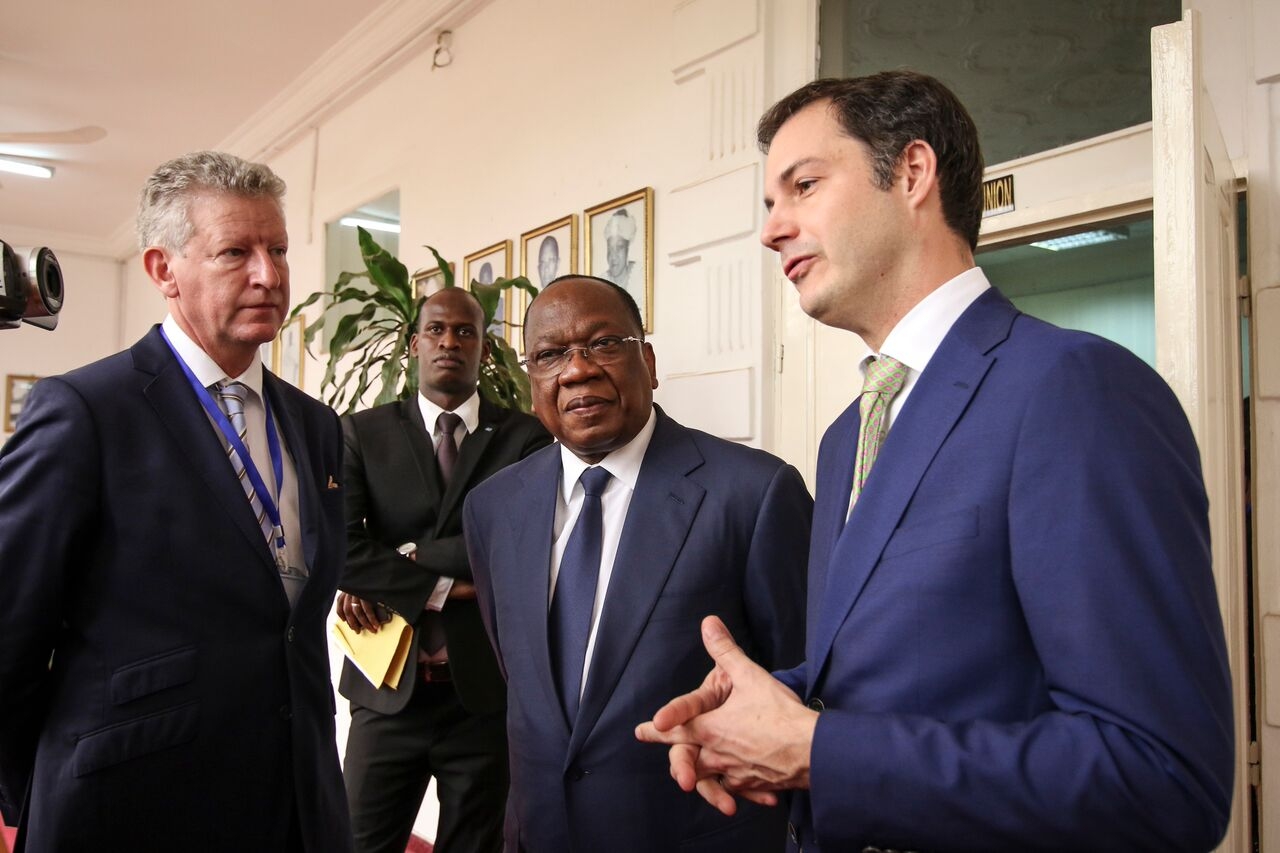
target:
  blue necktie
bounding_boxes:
[550,466,612,723]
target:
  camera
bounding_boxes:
[1,241,64,331]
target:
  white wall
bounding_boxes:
[260,0,778,449]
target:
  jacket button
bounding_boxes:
[278,705,292,720]
[286,626,296,642]
[808,697,824,711]
[568,766,591,781]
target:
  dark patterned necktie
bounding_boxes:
[435,412,462,485]
[549,466,613,723]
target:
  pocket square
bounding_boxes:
[326,475,341,490]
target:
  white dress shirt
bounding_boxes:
[162,315,306,607]
[856,266,992,429]
[416,389,481,611]
[549,407,658,701]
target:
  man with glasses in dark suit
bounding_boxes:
[464,275,812,853]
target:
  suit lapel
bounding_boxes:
[397,396,445,511]
[568,412,706,760]
[263,375,318,590]
[807,401,861,653]
[136,328,277,573]
[808,291,1017,686]
[504,449,568,736]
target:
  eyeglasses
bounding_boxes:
[520,335,643,377]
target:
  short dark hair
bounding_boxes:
[414,285,486,332]
[757,71,984,250]
[523,275,645,341]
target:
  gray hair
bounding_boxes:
[136,151,286,252]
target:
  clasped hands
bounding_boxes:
[634,615,819,816]
[336,582,476,634]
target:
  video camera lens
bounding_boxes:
[0,241,64,330]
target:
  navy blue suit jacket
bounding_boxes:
[0,326,352,852]
[782,289,1233,852]
[464,409,812,853]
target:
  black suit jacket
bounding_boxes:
[338,395,551,715]
[0,326,351,852]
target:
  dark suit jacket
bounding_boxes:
[338,395,550,715]
[464,408,812,853]
[781,289,1233,852]
[0,326,351,852]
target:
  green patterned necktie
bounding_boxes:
[848,355,908,516]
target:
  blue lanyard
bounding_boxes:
[160,328,287,553]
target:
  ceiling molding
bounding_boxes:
[221,0,490,163]
[102,0,491,259]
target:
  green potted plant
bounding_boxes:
[288,226,537,414]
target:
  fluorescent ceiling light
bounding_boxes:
[339,216,400,234]
[0,156,54,179]
[1030,229,1127,252]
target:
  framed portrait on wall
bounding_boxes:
[463,241,511,288]
[518,215,577,351]
[276,315,306,388]
[521,215,578,290]
[412,262,455,301]
[4,374,40,433]
[464,240,513,335]
[584,187,654,332]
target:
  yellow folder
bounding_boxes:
[331,612,414,690]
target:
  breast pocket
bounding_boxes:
[646,588,725,624]
[110,645,197,705]
[881,505,979,560]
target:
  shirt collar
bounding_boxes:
[859,266,991,375]
[162,314,264,396]
[559,407,657,502]
[418,389,481,436]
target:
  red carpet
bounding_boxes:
[0,819,422,852]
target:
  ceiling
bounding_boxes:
[0,0,391,257]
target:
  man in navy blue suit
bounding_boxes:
[0,152,351,851]
[638,71,1234,851]
[463,275,811,852]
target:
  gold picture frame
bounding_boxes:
[521,214,578,289]
[464,240,514,339]
[518,214,578,351]
[584,187,654,332]
[463,240,512,288]
[275,315,306,388]
[4,374,40,433]
[412,262,455,301]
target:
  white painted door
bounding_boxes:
[1152,11,1249,852]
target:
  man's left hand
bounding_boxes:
[635,615,819,815]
